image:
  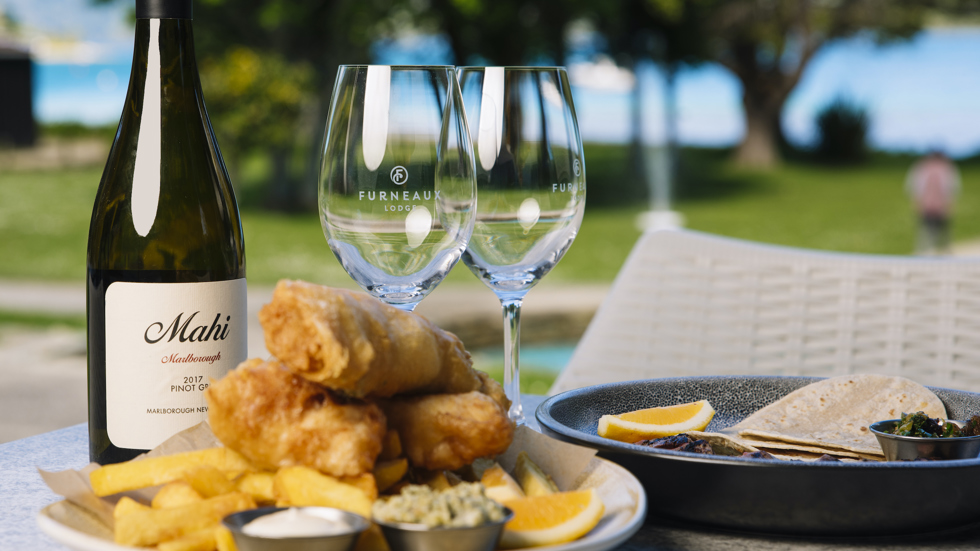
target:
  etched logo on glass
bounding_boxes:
[390,166,408,185]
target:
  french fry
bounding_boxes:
[273,466,373,518]
[481,463,525,503]
[378,429,402,461]
[235,472,276,505]
[373,459,408,493]
[153,481,204,509]
[114,492,255,547]
[215,526,238,551]
[354,524,391,551]
[90,447,255,496]
[183,465,237,498]
[340,473,379,501]
[415,469,451,491]
[114,496,151,520]
[157,526,218,551]
[514,451,559,496]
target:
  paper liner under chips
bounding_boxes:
[497,425,596,491]
[37,422,607,547]
[38,422,221,529]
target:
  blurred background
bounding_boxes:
[2,0,980,441]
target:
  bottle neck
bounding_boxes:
[137,0,192,19]
[130,18,201,106]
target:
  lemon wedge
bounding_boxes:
[597,399,715,443]
[499,489,605,549]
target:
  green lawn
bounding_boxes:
[4,147,977,390]
[2,147,979,286]
[0,310,85,329]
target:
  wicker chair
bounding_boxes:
[551,229,980,394]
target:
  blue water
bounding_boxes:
[34,62,131,125]
[470,343,576,396]
[30,28,980,155]
[470,343,577,373]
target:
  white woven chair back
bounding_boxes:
[551,229,980,394]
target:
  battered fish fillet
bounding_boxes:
[205,359,386,477]
[381,377,514,471]
[258,280,481,398]
[476,370,511,412]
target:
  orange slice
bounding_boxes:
[499,489,605,549]
[597,400,715,443]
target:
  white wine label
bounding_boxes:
[105,279,247,450]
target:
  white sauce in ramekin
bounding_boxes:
[242,508,354,538]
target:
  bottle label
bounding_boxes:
[104,279,247,450]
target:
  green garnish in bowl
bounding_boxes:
[888,411,980,438]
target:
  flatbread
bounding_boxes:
[740,438,884,461]
[760,448,881,463]
[723,374,946,456]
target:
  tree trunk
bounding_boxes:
[734,88,784,168]
[300,91,328,210]
[266,147,297,211]
[629,58,647,196]
[663,63,678,204]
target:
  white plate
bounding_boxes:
[37,457,646,551]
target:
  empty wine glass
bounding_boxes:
[457,67,586,423]
[319,65,476,311]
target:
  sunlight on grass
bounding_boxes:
[477,365,558,397]
[2,149,979,284]
[0,310,85,329]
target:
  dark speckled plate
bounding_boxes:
[536,375,980,537]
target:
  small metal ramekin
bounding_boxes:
[870,419,980,461]
[374,508,514,551]
[222,506,369,551]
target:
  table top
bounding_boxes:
[6,395,980,551]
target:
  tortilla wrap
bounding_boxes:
[723,374,946,456]
[760,448,881,463]
[740,437,884,461]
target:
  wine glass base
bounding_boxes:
[366,287,427,311]
[509,402,525,425]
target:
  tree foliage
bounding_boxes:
[594,0,708,67]
[424,0,581,65]
[192,0,407,209]
[701,0,938,167]
[815,98,870,164]
[594,0,978,168]
[201,47,314,158]
[96,0,417,209]
[93,0,980,198]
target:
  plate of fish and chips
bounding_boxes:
[537,374,980,537]
[37,280,645,551]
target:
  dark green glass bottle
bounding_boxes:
[87,0,246,464]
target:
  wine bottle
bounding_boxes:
[87,0,246,464]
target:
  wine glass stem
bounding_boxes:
[501,297,524,424]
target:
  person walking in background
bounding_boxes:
[906,150,960,255]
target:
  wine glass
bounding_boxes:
[457,67,586,423]
[319,65,476,311]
